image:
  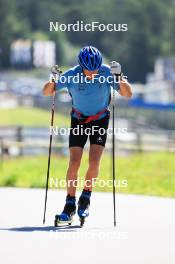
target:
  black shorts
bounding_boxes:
[69,113,110,148]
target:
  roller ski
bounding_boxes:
[78,190,91,227]
[54,195,76,227]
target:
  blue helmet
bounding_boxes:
[78,46,102,71]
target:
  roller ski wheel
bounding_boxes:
[78,190,91,227]
[54,214,73,227]
[80,216,85,227]
[54,195,76,227]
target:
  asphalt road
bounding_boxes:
[0,188,175,264]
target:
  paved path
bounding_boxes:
[0,188,175,264]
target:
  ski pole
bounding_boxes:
[110,61,117,227]
[43,65,62,224]
[110,61,121,227]
[112,75,116,227]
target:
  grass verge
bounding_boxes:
[0,107,69,126]
[0,152,174,197]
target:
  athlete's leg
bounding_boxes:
[83,115,109,191]
[66,147,83,196]
[67,115,89,196]
[84,144,104,191]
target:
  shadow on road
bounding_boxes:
[0,225,81,232]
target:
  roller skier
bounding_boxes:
[43,46,132,227]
